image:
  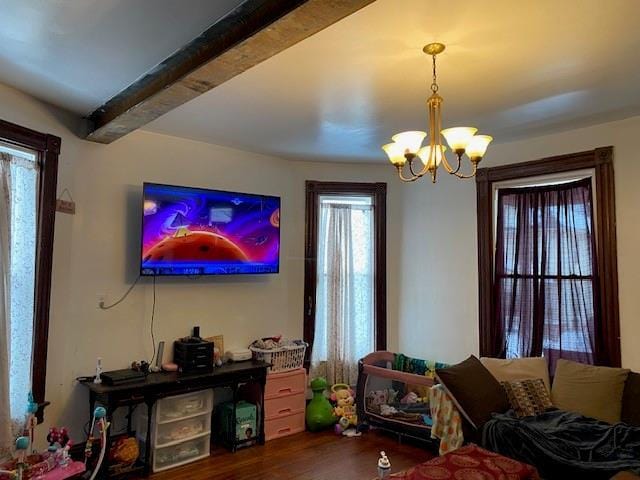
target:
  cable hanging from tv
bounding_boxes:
[98,275,142,310]
[98,274,158,366]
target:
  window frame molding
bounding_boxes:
[0,118,60,421]
[304,181,387,368]
[475,146,621,367]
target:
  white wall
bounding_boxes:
[3,78,639,444]
[0,82,402,442]
[398,115,640,371]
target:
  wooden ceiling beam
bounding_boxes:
[85,0,375,144]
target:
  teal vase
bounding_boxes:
[306,377,336,432]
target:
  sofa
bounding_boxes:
[434,356,640,480]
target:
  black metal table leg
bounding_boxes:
[127,405,133,435]
[231,382,238,453]
[258,374,266,445]
[143,398,155,475]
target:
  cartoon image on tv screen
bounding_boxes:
[141,184,280,275]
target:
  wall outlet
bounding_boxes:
[97,294,107,309]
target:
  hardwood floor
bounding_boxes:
[142,430,435,480]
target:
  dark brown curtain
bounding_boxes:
[492,178,600,372]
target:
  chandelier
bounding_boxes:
[382,43,492,183]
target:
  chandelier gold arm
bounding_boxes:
[439,152,457,174]
[397,156,428,182]
[395,165,420,182]
[452,162,479,179]
[396,165,437,183]
[407,157,420,177]
[407,155,431,178]
[447,153,463,176]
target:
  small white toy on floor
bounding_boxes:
[377,451,391,478]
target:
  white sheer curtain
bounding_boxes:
[0,150,39,457]
[311,196,375,386]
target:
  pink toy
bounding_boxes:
[0,395,108,480]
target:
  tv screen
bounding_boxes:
[141,183,280,276]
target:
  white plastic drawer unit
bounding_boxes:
[141,432,211,472]
[157,412,211,446]
[156,389,214,423]
[138,412,212,447]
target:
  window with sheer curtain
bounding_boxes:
[0,146,39,435]
[0,122,58,457]
[494,177,598,373]
[310,195,375,385]
[477,148,620,370]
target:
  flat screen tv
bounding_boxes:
[141,183,280,276]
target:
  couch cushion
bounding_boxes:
[552,359,630,424]
[502,378,553,417]
[435,355,509,430]
[622,371,640,427]
[481,356,551,392]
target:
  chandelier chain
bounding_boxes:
[430,54,438,93]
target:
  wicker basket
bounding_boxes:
[249,342,307,373]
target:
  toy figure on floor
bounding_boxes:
[0,394,109,480]
[330,384,360,437]
[305,378,336,432]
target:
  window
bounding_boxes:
[1,144,39,423]
[0,119,60,436]
[304,182,386,385]
[495,177,597,371]
[476,147,621,368]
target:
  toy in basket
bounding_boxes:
[249,336,307,373]
[0,393,109,480]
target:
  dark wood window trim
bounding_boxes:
[0,118,60,421]
[304,181,387,368]
[475,146,621,367]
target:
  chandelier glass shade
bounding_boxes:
[382,43,493,183]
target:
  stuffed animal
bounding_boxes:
[330,384,357,429]
[366,390,389,408]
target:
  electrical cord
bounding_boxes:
[98,273,158,368]
[98,275,141,309]
[150,275,157,366]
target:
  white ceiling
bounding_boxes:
[0,0,245,114]
[145,0,640,163]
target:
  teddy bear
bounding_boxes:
[330,384,357,429]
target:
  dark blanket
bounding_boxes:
[482,409,640,480]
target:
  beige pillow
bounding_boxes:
[551,359,630,424]
[480,357,551,392]
[502,378,554,418]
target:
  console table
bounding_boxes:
[79,360,270,477]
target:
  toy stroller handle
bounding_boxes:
[0,437,29,480]
[87,407,108,480]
